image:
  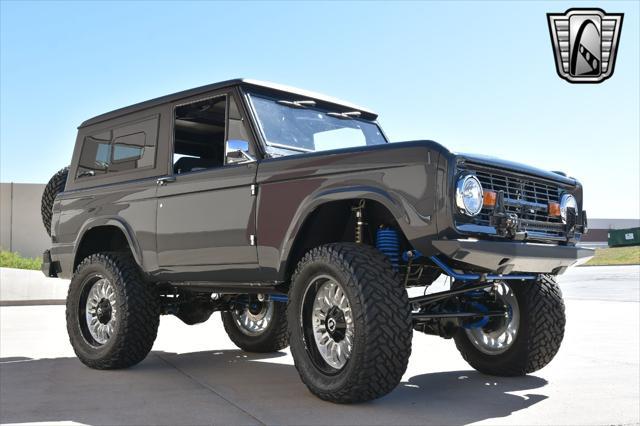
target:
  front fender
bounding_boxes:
[278,184,409,269]
[255,140,445,281]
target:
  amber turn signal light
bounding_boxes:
[483,190,497,207]
[548,202,561,217]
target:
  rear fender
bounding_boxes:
[73,216,144,269]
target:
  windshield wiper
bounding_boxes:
[277,99,317,109]
[326,111,361,120]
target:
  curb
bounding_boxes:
[1,300,65,307]
[1,267,69,305]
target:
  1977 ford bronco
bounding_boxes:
[41,79,592,403]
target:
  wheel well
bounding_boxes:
[284,199,405,281]
[74,226,132,271]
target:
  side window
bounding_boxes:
[225,95,254,164]
[227,96,251,145]
[76,116,159,179]
[113,143,143,161]
[173,96,227,174]
[77,133,112,178]
[110,132,145,172]
[95,142,111,164]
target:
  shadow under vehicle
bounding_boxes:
[0,350,549,425]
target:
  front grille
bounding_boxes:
[459,164,571,240]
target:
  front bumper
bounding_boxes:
[432,239,594,274]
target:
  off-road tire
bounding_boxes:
[221,302,289,352]
[287,243,412,403]
[454,275,565,376]
[66,252,160,369]
[41,167,69,236]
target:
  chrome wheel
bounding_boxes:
[465,282,520,355]
[232,298,274,336]
[84,278,117,345]
[304,276,354,370]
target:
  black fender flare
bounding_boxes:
[277,184,413,276]
[73,216,144,270]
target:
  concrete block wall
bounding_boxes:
[0,183,50,258]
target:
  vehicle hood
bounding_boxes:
[455,152,577,186]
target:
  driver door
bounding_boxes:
[155,92,259,282]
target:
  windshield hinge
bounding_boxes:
[326,111,362,120]
[277,99,316,109]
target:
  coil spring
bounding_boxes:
[355,209,364,244]
[376,227,400,270]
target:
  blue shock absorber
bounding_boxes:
[376,227,400,270]
[463,301,490,329]
[269,294,288,303]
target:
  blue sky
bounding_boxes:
[1,1,638,218]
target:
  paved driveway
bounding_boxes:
[1,266,638,425]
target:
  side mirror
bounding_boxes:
[226,139,255,164]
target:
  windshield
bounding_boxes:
[247,93,387,156]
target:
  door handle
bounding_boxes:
[157,176,176,186]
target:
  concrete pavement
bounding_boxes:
[1,266,638,425]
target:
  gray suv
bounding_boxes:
[40,79,592,403]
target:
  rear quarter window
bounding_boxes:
[76,116,159,179]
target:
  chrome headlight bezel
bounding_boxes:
[560,193,578,224]
[456,175,484,217]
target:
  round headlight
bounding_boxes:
[560,194,578,224]
[456,175,484,216]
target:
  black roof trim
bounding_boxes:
[79,79,378,128]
